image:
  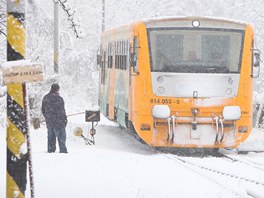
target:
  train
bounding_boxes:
[98,16,260,149]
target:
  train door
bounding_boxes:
[108,42,115,120]
[99,49,107,115]
[128,35,139,127]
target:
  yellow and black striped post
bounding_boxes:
[6,0,28,197]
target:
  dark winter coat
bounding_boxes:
[41,92,67,129]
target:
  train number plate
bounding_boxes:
[150,98,180,104]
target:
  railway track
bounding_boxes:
[163,152,264,198]
[219,152,264,173]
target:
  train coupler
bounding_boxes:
[190,108,200,139]
[190,121,200,139]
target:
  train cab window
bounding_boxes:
[202,35,229,68]
[101,51,106,84]
[148,28,243,74]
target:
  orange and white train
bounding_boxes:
[98,17,260,148]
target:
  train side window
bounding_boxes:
[121,41,123,70]
[107,43,111,68]
[116,41,119,69]
[125,40,129,70]
[115,54,118,69]
[122,41,124,70]
[118,41,121,69]
[97,51,102,67]
[101,51,106,84]
[130,36,139,73]
[110,43,113,68]
[115,42,118,69]
[108,53,113,69]
[120,41,123,70]
[121,41,124,70]
[97,44,102,67]
[124,55,127,70]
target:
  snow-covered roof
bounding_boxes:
[103,16,249,35]
[0,60,32,69]
[142,16,249,26]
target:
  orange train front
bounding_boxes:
[99,17,260,148]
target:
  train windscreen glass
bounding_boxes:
[148,28,244,73]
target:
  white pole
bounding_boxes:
[102,0,105,32]
[54,0,59,74]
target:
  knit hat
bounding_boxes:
[50,83,60,93]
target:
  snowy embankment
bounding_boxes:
[238,128,264,152]
[1,112,264,198]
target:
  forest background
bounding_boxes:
[0,0,264,127]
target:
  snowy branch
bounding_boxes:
[0,4,6,37]
[251,7,264,18]
[54,0,84,38]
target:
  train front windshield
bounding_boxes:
[148,28,244,73]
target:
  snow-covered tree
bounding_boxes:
[0,0,5,62]
[1,0,264,127]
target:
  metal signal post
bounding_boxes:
[102,0,105,32]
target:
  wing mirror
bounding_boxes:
[129,52,137,67]
[252,49,261,78]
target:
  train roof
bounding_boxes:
[141,16,249,26]
[102,16,249,36]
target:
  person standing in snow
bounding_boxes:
[41,83,68,153]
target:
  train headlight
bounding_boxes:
[152,105,170,119]
[192,20,200,27]
[223,106,241,120]
[157,86,165,94]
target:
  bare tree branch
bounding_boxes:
[53,0,83,38]
[0,29,6,36]
[0,3,6,37]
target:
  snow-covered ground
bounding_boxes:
[1,113,264,198]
